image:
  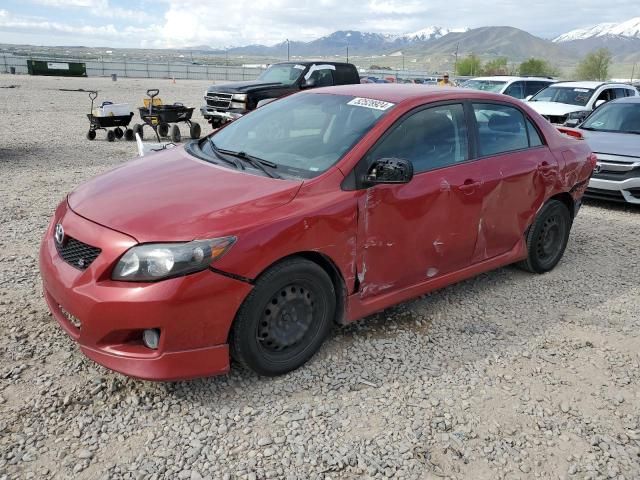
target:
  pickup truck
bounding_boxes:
[201,61,360,127]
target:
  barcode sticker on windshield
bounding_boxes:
[294,64,306,70]
[574,88,590,92]
[348,97,395,111]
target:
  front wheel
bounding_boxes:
[189,122,201,139]
[230,258,336,376]
[518,200,571,273]
[170,124,181,143]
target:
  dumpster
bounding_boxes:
[27,60,87,77]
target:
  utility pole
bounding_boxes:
[402,54,405,71]
[453,42,459,75]
[631,63,636,83]
[286,39,290,61]
[346,45,349,63]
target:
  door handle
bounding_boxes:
[458,179,481,193]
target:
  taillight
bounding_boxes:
[557,127,584,139]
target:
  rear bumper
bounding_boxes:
[39,201,253,381]
[586,177,640,204]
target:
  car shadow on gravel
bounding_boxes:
[582,197,640,213]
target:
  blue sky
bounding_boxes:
[0,0,637,48]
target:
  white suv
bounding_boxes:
[460,76,555,100]
[527,81,638,125]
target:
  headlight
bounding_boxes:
[567,111,588,120]
[112,237,236,282]
[230,101,247,109]
[231,93,247,102]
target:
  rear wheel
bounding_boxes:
[230,258,336,376]
[114,127,124,139]
[106,130,116,142]
[124,128,135,141]
[170,124,181,143]
[133,123,143,139]
[190,122,201,139]
[86,130,96,141]
[157,123,169,137]
[518,200,571,273]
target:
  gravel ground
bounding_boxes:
[1,74,639,480]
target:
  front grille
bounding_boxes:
[56,236,101,270]
[543,115,568,125]
[592,166,640,181]
[584,187,626,203]
[205,92,232,109]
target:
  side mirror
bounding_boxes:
[301,77,317,89]
[594,99,606,109]
[563,118,580,128]
[525,95,533,101]
[365,158,413,185]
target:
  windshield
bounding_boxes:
[257,63,306,86]
[582,102,640,133]
[461,80,507,93]
[530,86,594,106]
[199,93,392,178]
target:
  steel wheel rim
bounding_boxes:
[257,283,318,354]
[536,214,564,267]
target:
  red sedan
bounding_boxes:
[40,85,595,380]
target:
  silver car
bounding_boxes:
[578,97,640,204]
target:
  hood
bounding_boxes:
[207,80,289,94]
[68,146,302,243]
[580,129,640,159]
[527,101,588,116]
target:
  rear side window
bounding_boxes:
[504,81,525,99]
[334,65,357,84]
[525,81,551,98]
[473,103,530,156]
[368,103,468,173]
[526,119,543,147]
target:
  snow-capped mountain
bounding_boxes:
[553,16,640,42]
[396,26,469,42]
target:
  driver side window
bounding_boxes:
[368,104,469,174]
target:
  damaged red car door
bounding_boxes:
[355,102,486,298]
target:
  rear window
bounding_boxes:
[462,80,508,93]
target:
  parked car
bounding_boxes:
[40,85,595,381]
[201,61,360,127]
[568,97,640,204]
[461,76,555,100]
[527,81,638,125]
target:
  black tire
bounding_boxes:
[518,200,571,274]
[86,130,96,141]
[158,123,169,137]
[170,124,181,143]
[209,118,222,129]
[230,258,336,376]
[114,127,124,139]
[124,128,135,141]
[133,123,143,140]
[107,130,116,142]
[189,122,201,139]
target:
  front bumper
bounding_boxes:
[39,201,253,381]
[199,106,244,123]
[586,177,640,204]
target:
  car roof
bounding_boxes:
[468,76,554,82]
[609,96,640,104]
[309,84,510,104]
[273,61,354,67]
[551,81,635,89]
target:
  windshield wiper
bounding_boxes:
[208,138,245,170]
[214,148,281,179]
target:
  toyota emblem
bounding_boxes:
[593,163,602,174]
[54,223,65,245]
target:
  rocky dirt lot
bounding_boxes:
[0,74,639,480]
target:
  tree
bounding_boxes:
[456,54,482,76]
[519,58,557,77]
[575,49,612,81]
[482,57,508,75]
